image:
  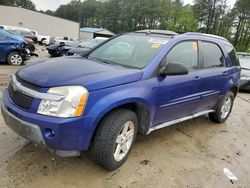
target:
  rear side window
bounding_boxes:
[225,45,240,66]
[167,41,198,70]
[203,42,225,68]
[0,33,5,40]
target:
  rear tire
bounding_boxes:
[209,91,234,123]
[7,52,24,66]
[90,109,138,171]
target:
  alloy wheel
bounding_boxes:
[114,121,135,162]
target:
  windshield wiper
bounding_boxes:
[88,57,114,65]
[88,56,139,69]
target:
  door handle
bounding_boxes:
[194,76,200,81]
[222,71,228,76]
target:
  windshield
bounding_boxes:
[88,34,169,69]
[239,57,250,69]
[79,38,106,49]
[0,29,24,42]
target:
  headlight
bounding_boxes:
[241,76,250,80]
[38,86,88,118]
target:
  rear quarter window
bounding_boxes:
[0,33,6,40]
[225,45,240,66]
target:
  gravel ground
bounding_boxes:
[0,46,250,188]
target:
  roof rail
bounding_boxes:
[185,32,228,41]
[135,29,177,37]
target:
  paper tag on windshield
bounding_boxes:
[148,38,168,45]
[152,43,161,48]
[192,42,197,50]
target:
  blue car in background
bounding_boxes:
[0,29,30,65]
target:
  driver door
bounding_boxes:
[153,41,202,125]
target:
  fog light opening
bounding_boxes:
[44,128,55,138]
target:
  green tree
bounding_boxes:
[0,0,36,10]
[43,0,250,51]
[233,0,250,51]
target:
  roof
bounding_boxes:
[184,32,228,42]
[80,27,106,33]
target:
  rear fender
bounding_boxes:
[222,77,239,96]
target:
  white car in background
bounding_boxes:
[54,37,77,45]
[37,34,53,45]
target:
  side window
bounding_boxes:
[167,41,198,70]
[203,42,225,68]
[225,45,240,66]
[0,33,6,40]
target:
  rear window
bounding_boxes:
[0,33,5,40]
[203,42,225,68]
[225,45,240,66]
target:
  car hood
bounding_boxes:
[17,56,143,91]
[47,44,61,50]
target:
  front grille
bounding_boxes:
[16,74,40,91]
[8,75,41,110]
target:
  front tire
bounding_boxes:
[7,52,24,66]
[209,91,234,123]
[90,109,138,170]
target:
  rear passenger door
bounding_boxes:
[197,41,230,111]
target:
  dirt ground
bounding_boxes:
[0,46,250,188]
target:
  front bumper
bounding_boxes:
[1,102,80,157]
[1,89,99,157]
[1,101,45,146]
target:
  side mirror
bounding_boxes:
[160,62,188,76]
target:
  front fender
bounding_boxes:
[81,81,156,149]
[88,89,151,118]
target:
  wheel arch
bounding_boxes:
[228,86,238,98]
[88,100,151,148]
[222,78,239,98]
[6,49,22,62]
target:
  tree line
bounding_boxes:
[0,0,249,51]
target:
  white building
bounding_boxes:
[0,5,80,39]
[80,27,114,39]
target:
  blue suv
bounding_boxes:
[0,29,29,65]
[1,30,241,170]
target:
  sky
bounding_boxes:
[31,0,236,11]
